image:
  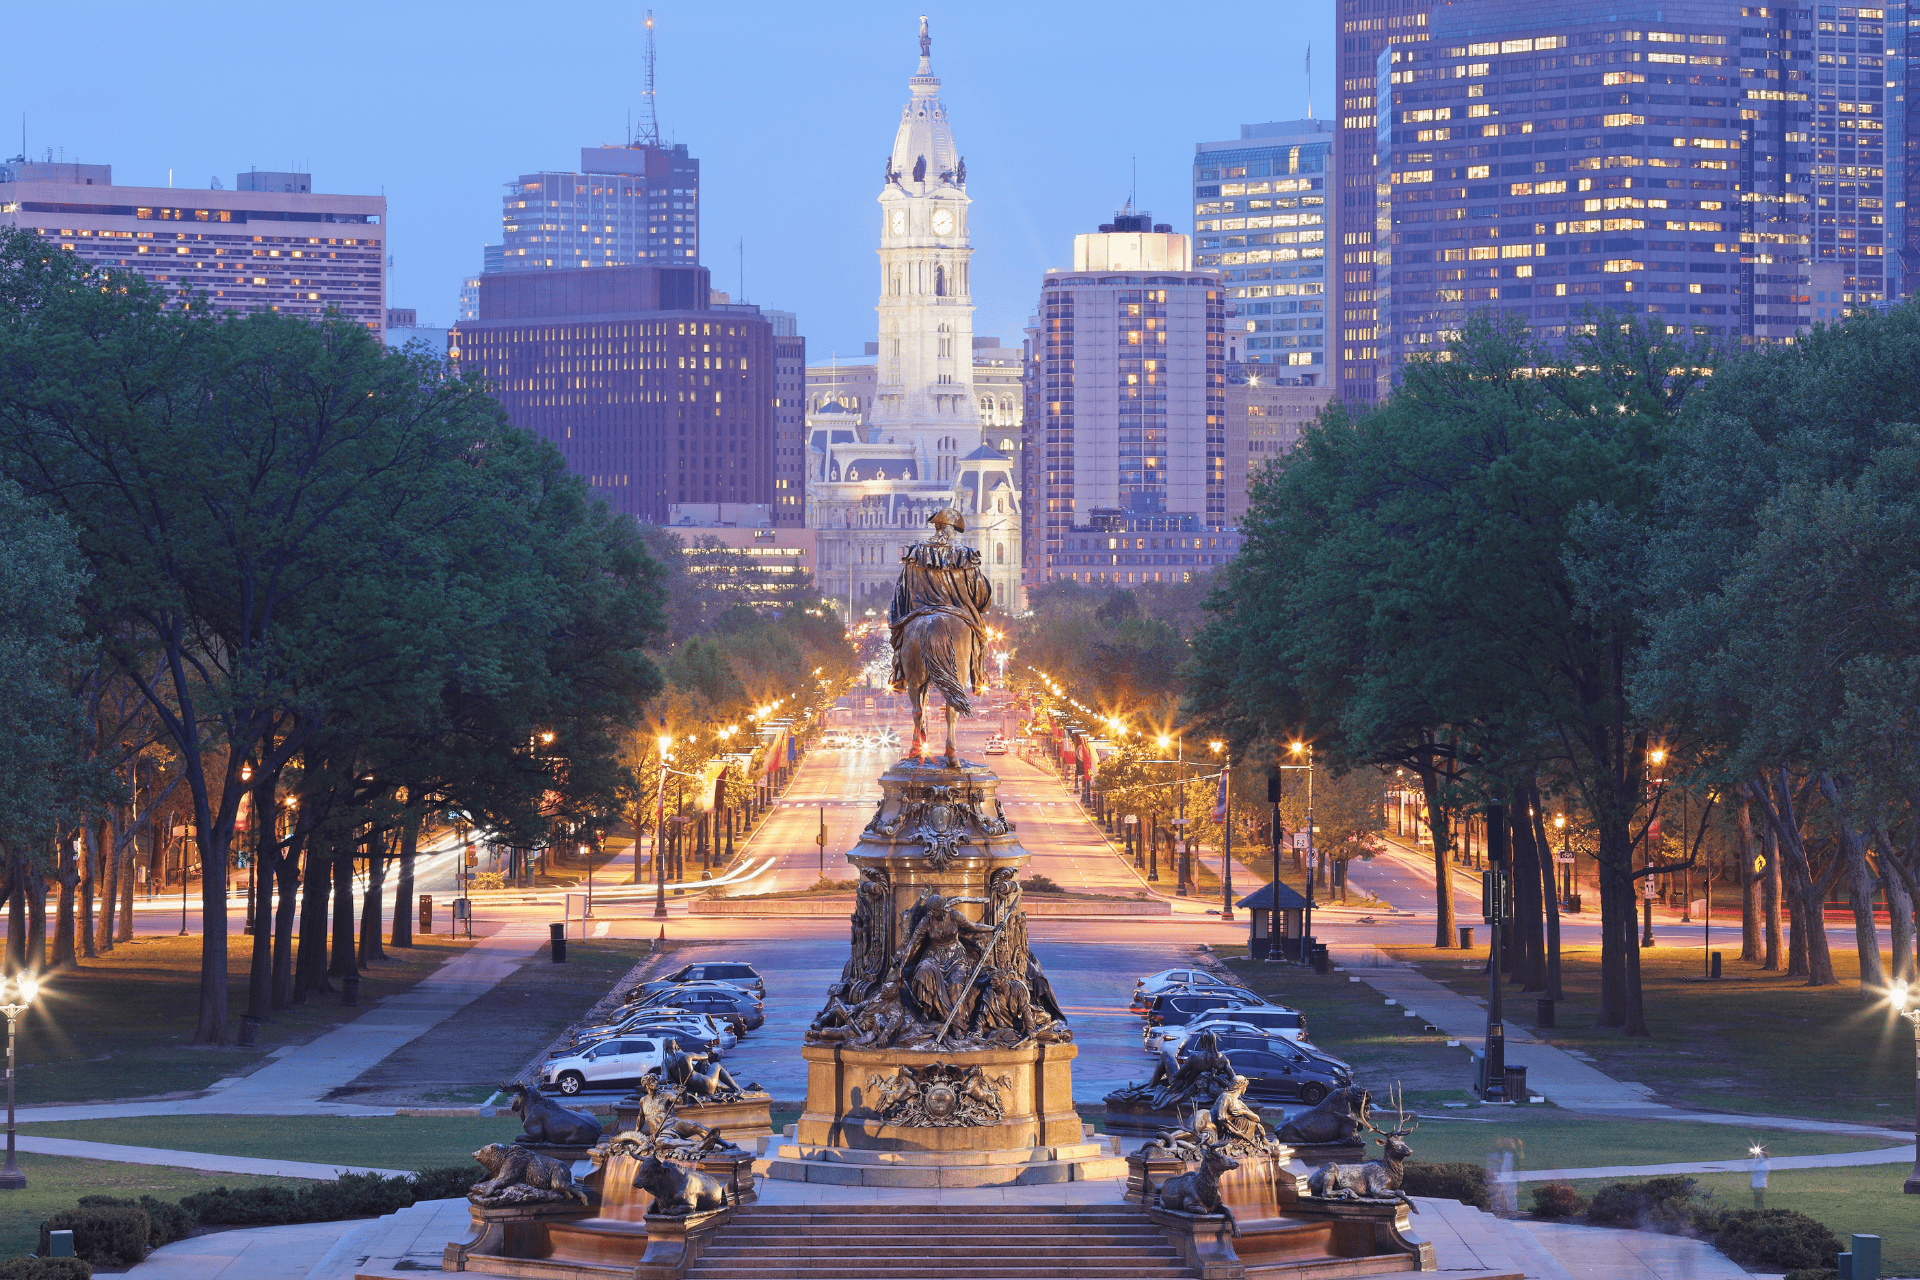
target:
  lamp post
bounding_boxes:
[1644,748,1667,948]
[1886,981,1920,1193]
[1288,741,1316,944]
[653,735,671,920]
[0,974,40,1189]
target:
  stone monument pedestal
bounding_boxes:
[612,1090,774,1147]
[766,1040,1122,1186]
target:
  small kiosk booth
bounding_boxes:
[1238,880,1312,961]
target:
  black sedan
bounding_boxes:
[1210,1033,1350,1105]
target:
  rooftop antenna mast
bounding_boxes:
[1306,44,1314,120]
[636,10,661,147]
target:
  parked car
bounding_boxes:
[561,1009,733,1055]
[627,986,764,1032]
[621,980,761,1013]
[1130,969,1246,1013]
[1153,1007,1311,1055]
[984,737,1008,755]
[541,1037,666,1095]
[632,962,766,1001]
[1139,989,1271,1043]
[1207,1032,1351,1104]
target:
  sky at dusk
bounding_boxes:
[7,0,1334,355]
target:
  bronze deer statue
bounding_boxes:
[1306,1083,1420,1214]
[1154,1140,1240,1234]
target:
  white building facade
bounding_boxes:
[807,22,1022,620]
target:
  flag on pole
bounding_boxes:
[1212,768,1229,822]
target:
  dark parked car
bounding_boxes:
[1141,989,1272,1037]
[629,986,764,1032]
[630,961,765,1001]
[1208,1032,1351,1105]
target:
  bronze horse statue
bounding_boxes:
[890,509,990,767]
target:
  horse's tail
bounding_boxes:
[928,656,972,718]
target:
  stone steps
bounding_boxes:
[684,1206,1203,1280]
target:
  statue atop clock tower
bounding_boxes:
[808,20,1023,620]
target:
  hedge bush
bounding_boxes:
[411,1165,480,1201]
[37,1205,148,1268]
[1398,1162,1489,1209]
[1584,1175,1705,1232]
[179,1166,474,1228]
[1710,1208,1842,1273]
[1529,1181,1585,1220]
[0,1260,92,1280]
[77,1194,195,1249]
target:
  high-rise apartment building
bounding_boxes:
[1024,214,1227,588]
[450,263,774,523]
[755,308,808,528]
[1337,0,1434,405]
[1193,121,1334,380]
[1224,374,1332,524]
[495,143,699,271]
[0,161,386,333]
[1374,1,1826,381]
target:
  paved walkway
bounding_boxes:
[11,1134,407,1179]
[17,920,551,1122]
[1506,1143,1917,1184]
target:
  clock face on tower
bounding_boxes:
[931,208,955,236]
[890,209,907,236]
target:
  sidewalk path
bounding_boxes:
[1504,1142,1917,1184]
[13,1134,407,1180]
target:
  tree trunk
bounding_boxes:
[1758,769,1837,986]
[1886,866,1916,987]
[1510,797,1546,992]
[1416,762,1457,947]
[272,806,310,1011]
[1819,774,1886,994]
[295,835,333,1001]
[116,827,135,943]
[330,839,358,979]
[359,829,387,966]
[52,831,78,970]
[79,822,100,961]
[26,859,47,974]
[98,812,121,954]
[7,853,26,973]
[1737,798,1762,963]
[392,814,417,948]
[243,766,280,1026]
[1763,815,1783,971]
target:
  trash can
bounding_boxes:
[341,975,360,1006]
[1311,944,1331,975]
[1535,998,1555,1028]
[419,894,433,935]
[1710,951,1723,980]
[1458,925,1475,949]
[1504,1064,1528,1101]
[550,921,567,963]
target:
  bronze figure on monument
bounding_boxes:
[889,508,990,766]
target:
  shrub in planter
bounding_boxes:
[1398,1162,1490,1209]
[1584,1175,1703,1232]
[38,1205,150,1268]
[0,1259,93,1280]
[1711,1208,1841,1274]
[1529,1181,1585,1220]
[77,1194,195,1248]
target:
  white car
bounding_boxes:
[984,737,1008,755]
[541,1036,666,1095]
[1152,1009,1312,1056]
[1129,968,1245,1013]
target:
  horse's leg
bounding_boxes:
[944,702,957,767]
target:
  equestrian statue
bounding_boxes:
[889,508,992,767]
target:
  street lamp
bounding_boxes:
[0,973,39,1189]
[1887,981,1920,1194]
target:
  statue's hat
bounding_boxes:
[929,507,966,533]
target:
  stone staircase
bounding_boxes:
[683,1204,1200,1279]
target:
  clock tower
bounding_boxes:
[872,15,977,455]
[807,18,1023,619]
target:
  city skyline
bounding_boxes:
[2,0,1334,354]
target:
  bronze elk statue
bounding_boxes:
[1306,1085,1419,1214]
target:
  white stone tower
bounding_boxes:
[807,17,1022,617]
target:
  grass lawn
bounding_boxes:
[0,1155,309,1261]
[15,1115,513,1173]
[1379,943,1918,1125]
[1403,1113,1899,1171]
[1565,1165,1920,1279]
[19,934,476,1106]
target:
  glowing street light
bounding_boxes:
[0,973,40,1189]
